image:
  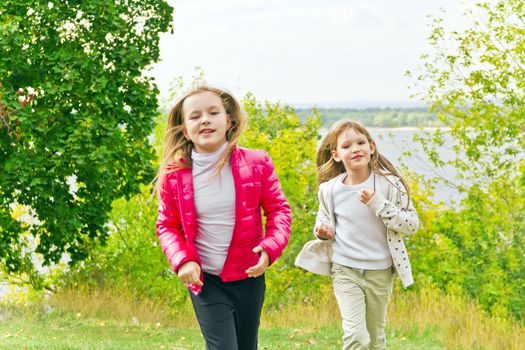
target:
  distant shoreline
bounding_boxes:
[368,126,442,131]
[320,126,444,132]
[293,102,427,109]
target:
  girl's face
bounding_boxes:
[182,91,231,153]
[332,128,376,173]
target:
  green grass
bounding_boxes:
[0,308,445,350]
[0,311,204,350]
[3,283,523,349]
[261,326,444,349]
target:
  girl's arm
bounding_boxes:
[315,186,330,227]
[258,153,292,264]
[156,176,197,273]
[314,185,334,239]
[366,178,419,235]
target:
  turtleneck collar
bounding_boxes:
[191,142,229,168]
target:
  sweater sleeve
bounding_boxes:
[366,178,419,235]
[314,184,333,238]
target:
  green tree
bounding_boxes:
[409,0,525,185]
[0,1,173,282]
[407,0,525,321]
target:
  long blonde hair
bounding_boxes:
[156,85,247,196]
[317,120,411,207]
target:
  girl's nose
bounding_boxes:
[200,114,211,124]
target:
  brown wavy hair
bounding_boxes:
[316,120,411,208]
[156,85,247,197]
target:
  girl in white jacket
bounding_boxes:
[296,120,419,350]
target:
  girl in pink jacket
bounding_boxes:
[156,85,291,350]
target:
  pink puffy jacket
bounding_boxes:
[156,145,292,294]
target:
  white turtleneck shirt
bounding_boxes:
[191,142,235,275]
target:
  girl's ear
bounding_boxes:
[226,114,232,130]
[370,140,377,155]
[182,126,190,140]
[332,150,341,162]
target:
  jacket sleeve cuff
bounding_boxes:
[173,256,196,273]
[259,240,280,265]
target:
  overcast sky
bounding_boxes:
[150,0,465,107]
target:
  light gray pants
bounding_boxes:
[331,263,394,350]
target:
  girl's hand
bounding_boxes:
[315,222,335,240]
[360,189,375,204]
[178,261,203,286]
[246,246,270,278]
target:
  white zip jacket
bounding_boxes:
[295,172,419,288]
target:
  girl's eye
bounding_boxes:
[190,115,200,120]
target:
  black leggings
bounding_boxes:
[189,272,266,350]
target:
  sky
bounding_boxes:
[150,0,465,107]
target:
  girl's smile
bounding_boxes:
[200,128,215,135]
